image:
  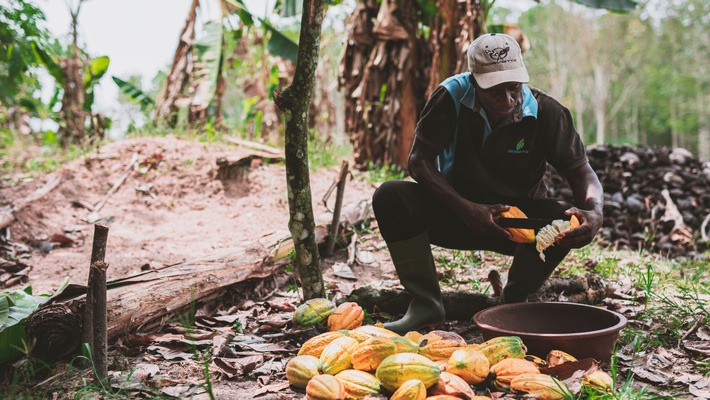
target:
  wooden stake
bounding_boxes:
[325,161,349,256]
[82,224,109,368]
[91,260,108,381]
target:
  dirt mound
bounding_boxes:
[0,136,376,293]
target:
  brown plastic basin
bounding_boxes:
[473,302,627,364]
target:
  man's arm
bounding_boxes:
[556,162,604,248]
[408,136,512,240]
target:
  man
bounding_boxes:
[372,33,604,334]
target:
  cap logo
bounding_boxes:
[484,46,510,61]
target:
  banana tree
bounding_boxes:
[338,0,637,169]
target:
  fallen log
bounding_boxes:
[25,200,371,361]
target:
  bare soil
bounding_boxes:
[1,135,389,399]
[2,135,378,294]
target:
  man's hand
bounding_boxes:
[556,207,603,248]
[459,202,512,240]
[560,162,604,249]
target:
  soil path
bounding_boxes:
[1,136,377,294]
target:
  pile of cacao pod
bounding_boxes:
[288,298,614,399]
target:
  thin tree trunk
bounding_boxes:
[274,0,326,300]
[670,96,679,148]
[698,91,710,158]
[154,0,199,124]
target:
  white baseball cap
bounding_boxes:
[467,33,529,89]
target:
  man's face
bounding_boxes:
[476,81,523,121]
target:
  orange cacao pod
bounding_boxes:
[299,331,347,358]
[307,374,346,400]
[426,371,475,400]
[328,302,365,331]
[500,206,535,243]
[351,337,397,372]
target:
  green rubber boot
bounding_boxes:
[383,232,445,334]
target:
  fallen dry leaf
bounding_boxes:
[214,354,264,377]
[130,363,160,382]
[539,358,598,380]
[690,377,710,399]
[631,366,675,385]
[146,345,194,361]
[253,381,289,397]
[684,341,710,356]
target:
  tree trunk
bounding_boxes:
[273,0,326,300]
[340,0,483,169]
[154,0,199,125]
[698,91,709,158]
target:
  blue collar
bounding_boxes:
[460,82,539,120]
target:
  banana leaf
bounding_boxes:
[190,21,223,108]
[222,0,254,26]
[572,0,636,12]
[221,0,298,62]
[84,56,110,86]
[31,41,64,85]
[112,76,155,111]
[262,19,299,63]
[0,278,70,365]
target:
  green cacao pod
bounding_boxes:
[294,298,337,327]
[375,353,440,392]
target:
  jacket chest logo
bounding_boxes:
[507,138,529,154]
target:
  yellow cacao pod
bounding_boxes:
[352,325,401,339]
[490,358,540,389]
[294,298,337,328]
[299,331,347,358]
[510,373,573,400]
[335,369,382,399]
[404,331,424,344]
[320,336,360,375]
[426,371,475,400]
[500,206,536,243]
[391,337,419,354]
[583,370,614,392]
[546,349,577,367]
[475,336,527,365]
[390,379,427,400]
[346,329,373,343]
[375,353,441,392]
[286,355,320,389]
[418,330,467,361]
[307,374,346,400]
[362,395,388,400]
[447,347,490,385]
[351,337,398,372]
[328,302,365,331]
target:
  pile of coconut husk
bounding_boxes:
[545,145,710,257]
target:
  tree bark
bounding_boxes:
[273,0,326,300]
[340,0,483,169]
[82,224,109,359]
[154,0,199,124]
